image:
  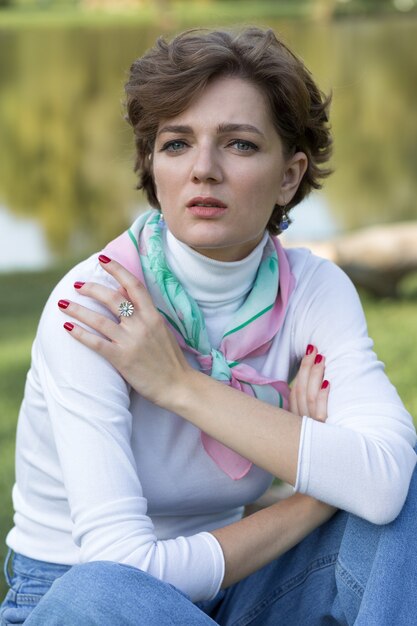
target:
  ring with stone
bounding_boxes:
[118,300,134,318]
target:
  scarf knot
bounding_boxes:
[196,349,234,382]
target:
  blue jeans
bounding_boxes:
[2,463,417,625]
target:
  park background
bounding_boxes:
[0,0,416,598]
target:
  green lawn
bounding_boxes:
[0,266,416,599]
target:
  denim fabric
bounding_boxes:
[0,552,71,625]
[2,452,417,625]
[23,561,217,625]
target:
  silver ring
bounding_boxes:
[118,300,134,318]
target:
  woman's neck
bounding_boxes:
[163,229,269,309]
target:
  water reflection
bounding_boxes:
[0,18,416,270]
[0,205,52,270]
[283,193,341,243]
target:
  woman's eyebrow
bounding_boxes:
[157,124,193,136]
[217,123,265,138]
[157,123,265,138]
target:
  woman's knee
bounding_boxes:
[25,561,211,625]
[21,561,157,625]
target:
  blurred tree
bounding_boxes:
[323,19,417,228]
[280,17,417,231]
[0,28,145,257]
[311,0,337,21]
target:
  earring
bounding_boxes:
[279,207,290,232]
[158,212,166,229]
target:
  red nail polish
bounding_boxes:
[58,299,70,309]
[74,281,85,289]
[314,354,323,364]
[64,322,74,331]
[321,380,329,390]
[306,344,314,356]
[98,254,111,264]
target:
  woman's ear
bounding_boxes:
[277,152,308,206]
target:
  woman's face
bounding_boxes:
[152,76,307,261]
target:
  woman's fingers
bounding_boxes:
[71,256,154,322]
[73,281,128,319]
[306,353,326,417]
[290,345,330,422]
[97,255,156,316]
[315,380,330,422]
[58,254,160,345]
[293,345,317,417]
[58,299,119,341]
[61,319,115,361]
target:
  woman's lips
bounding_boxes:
[186,196,227,218]
[187,206,227,218]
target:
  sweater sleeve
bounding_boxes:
[35,258,224,603]
[292,255,416,524]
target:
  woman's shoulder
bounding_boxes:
[283,244,363,316]
[36,252,120,341]
[284,244,349,286]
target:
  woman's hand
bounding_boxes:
[58,256,192,408]
[289,345,330,422]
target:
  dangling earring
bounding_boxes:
[158,212,166,229]
[279,206,290,232]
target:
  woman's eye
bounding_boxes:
[229,139,258,152]
[161,140,187,153]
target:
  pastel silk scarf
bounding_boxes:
[103,209,295,480]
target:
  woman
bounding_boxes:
[1,27,416,625]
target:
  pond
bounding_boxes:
[0,16,416,270]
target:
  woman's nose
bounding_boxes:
[190,146,223,183]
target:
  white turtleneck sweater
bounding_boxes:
[6,230,416,603]
[164,229,270,347]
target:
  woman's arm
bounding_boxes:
[290,256,416,523]
[33,259,227,602]
[60,258,328,487]
[58,260,335,591]
[61,256,416,524]
[211,493,334,588]
[169,369,301,485]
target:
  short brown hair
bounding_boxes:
[125,26,332,234]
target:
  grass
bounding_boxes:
[0,265,416,599]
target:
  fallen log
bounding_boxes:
[284,221,417,297]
